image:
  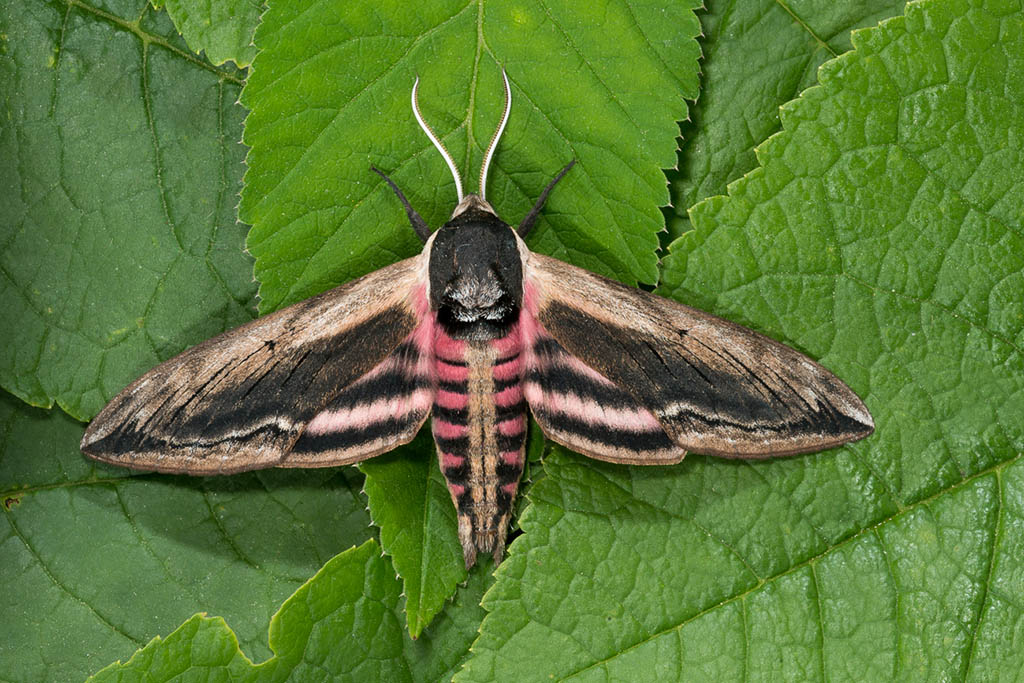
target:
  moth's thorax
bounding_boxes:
[428,203,523,341]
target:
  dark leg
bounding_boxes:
[517,160,576,238]
[371,166,432,242]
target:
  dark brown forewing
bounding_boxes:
[526,253,874,459]
[81,257,425,474]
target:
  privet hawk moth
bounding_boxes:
[82,71,874,568]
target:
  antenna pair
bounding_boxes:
[412,69,511,203]
[372,68,575,242]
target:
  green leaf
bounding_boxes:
[669,0,910,242]
[239,0,701,313]
[0,0,257,422]
[151,0,261,67]
[360,432,467,639]
[459,449,1023,681]
[8,0,1024,679]
[0,391,374,682]
[460,0,1024,679]
[666,0,1024,501]
[90,539,489,682]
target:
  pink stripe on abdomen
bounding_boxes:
[435,389,469,409]
[434,328,466,360]
[436,361,469,384]
[497,415,526,435]
[493,384,523,406]
[431,318,528,566]
[434,419,468,439]
[442,452,465,469]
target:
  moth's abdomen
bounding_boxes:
[432,324,526,568]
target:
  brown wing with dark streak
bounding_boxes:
[525,252,873,460]
[81,257,427,474]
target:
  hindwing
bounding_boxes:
[523,334,683,464]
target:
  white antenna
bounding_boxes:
[478,68,511,200]
[412,76,464,203]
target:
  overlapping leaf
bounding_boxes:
[668,0,910,241]
[460,448,1021,680]
[360,433,466,639]
[153,0,261,67]
[0,0,257,422]
[90,540,489,682]
[0,392,373,682]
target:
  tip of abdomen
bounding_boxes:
[458,512,508,568]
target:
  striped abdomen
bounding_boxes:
[432,325,526,567]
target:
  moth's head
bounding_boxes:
[451,194,497,219]
[402,68,569,339]
[428,202,522,339]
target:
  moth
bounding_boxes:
[82,71,874,568]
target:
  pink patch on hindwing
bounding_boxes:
[304,282,438,437]
[442,452,465,469]
[518,275,666,435]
